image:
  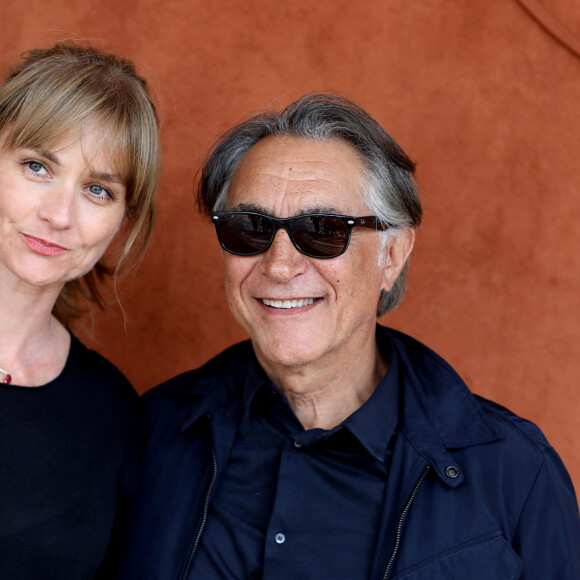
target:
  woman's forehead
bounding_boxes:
[49,121,131,183]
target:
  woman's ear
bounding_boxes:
[380,228,415,292]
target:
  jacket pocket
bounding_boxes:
[392,534,522,579]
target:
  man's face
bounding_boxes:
[222,135,411,374]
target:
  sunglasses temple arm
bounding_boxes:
[354,217,391,231]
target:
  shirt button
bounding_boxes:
[293,440,303,448]
[275,533,286,544]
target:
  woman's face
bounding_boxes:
[0,123,127,292]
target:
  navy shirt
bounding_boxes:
[191,342,400,579]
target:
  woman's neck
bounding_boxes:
[0,279,70,387]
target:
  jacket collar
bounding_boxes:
[176,341,255,433]
[382,326,499,486]
[175,327,499,485]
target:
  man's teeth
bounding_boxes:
[262,298,315,309]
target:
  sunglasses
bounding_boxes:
[212,211,389,259]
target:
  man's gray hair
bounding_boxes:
[197,94,422,315]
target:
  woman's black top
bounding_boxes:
[0,333,142,579]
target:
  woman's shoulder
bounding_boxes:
[64,333,138,405]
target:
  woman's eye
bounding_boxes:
[26,161,47,175]
[88,184,115,201]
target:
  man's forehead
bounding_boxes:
[228,135,367,207]
[238,134,363,167]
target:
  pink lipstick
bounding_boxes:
[22,234,68,257]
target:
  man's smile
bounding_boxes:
[260,297,318,309]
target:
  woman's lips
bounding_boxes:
[22,234,69,257]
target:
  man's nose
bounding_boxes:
[260,229,307,281]
[37,187,75,229]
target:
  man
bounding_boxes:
[119,95,580,579]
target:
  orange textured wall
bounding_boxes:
[1,0,579,494]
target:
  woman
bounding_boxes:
[0,43,161,578]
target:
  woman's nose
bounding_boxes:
[37,187,75,229]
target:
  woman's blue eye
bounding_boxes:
[88,184,114,200]
[27,161,45,173]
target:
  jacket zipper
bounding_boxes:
[181,445,218,580]
[382,464,431,580]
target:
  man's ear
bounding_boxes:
[381,228,415,292]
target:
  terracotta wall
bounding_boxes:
[1,0,579,493]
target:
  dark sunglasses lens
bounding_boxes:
[293,216,349,257]
[219,213,274,255]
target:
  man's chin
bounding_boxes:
[251,339,326,371]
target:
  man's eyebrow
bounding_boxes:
[231,202,268,213]
[230,203,343,215]
[297,206,342,215]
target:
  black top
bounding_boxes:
[0,333,142,579]
[190,340,400,579]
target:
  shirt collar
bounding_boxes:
[341,333,399,462]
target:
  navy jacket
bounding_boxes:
[118,327,580,579]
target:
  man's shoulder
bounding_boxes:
[140,340,253,418]
[381,325,559,465]
[474,395,557,460]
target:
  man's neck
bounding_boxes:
[255,333,387,431]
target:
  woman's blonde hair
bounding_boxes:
[0,42,161,326]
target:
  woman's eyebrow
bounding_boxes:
[31,147,60,165]
[28,146,125,185]
[88,169,125,185]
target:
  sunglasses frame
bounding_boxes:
[211,211,389,259]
